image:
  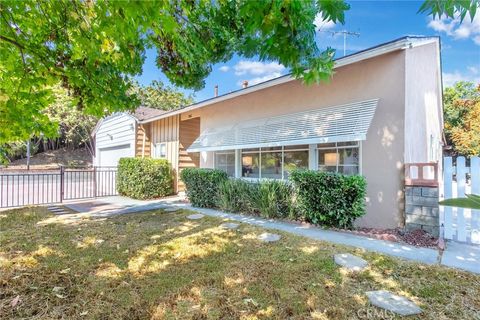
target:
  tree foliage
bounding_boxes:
[0,0,350,143]
[129,80,194,111]
[440,194,480,209]
[443,81,480,156]
[1,0,477,145]
[418,0,479,21]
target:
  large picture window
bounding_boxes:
[214,151,235,176]
[241,145,309,179]
[318,142,360,175]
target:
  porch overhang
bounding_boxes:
[187,99,378,152]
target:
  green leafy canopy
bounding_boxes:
[1,0,477,144]
[0,0,350,143]
[439,194,480,209]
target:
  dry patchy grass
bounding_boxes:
[0,207,479,319]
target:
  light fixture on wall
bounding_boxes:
[243,156,253,166]
[324,152,337,166]
[107,133,113,140]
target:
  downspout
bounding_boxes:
[142,125,146,158]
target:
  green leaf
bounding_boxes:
[439,194,480,209]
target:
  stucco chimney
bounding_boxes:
[214,85,218,97]
[242,80,248,88]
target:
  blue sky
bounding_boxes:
[136,0,480,103]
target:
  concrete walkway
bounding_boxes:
[63,196,479,274]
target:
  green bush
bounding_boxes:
[289,170,367,228]
[218,179,295,219]
[254,180,296,219]
[218,179,258,214]
[117,157,173,200]
[180,168,228,207]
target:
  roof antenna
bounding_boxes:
[214,85,218,97]
[318,29,360,56]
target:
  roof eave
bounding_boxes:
[139,36,439,125]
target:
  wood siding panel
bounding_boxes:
[178,118,200,191]
[150,115,180,192]
[135,123,151,157]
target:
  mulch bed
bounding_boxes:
[338,227,439,248]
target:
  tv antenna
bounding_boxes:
[318,29,360,56]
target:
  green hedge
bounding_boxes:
[117,157,173,200]
[180,168,228,207]
[181,168,367,228]
[289,170,367,228]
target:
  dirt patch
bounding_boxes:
[3,148,91,170]
[338,227,439,248]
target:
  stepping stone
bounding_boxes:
[366,290,422,316]
[186,214,204,220]
[257,233,281,243]
[220,222,240,230]
[163,207,180,213]
[334,253,368,271]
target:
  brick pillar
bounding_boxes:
[405,186,439,237]
[404,163,440,237]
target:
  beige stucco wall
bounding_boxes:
[181,50,407,228]
[405,41,443,164]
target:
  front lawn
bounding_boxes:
[0,207,479,319]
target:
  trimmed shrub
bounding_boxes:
[218,179,295,219]
[117,157,173,200]
[180,168,228,207]
[289,170,367,228]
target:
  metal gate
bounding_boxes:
[0,167,117,208]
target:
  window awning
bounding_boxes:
[187,99,379,152]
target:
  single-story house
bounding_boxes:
[93,36,443,229]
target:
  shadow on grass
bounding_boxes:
[1,207,479,319]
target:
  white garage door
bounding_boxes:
[98,144,132,167]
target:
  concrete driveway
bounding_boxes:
[64,195,186,217]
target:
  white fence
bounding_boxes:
[442,156,480,244]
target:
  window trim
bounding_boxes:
[240,145,309,180]
[214,150,236,177]
[317,141,362,175]
[154,142,167,159]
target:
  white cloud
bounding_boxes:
[232,60,286,87]
[443,67,480,87]
[428,13,480,45]
[314,13,336,30]
[233,60,285,76]
[218,65,230,72]
[468,66,479,74]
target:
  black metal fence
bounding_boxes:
[0,167,118,208]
